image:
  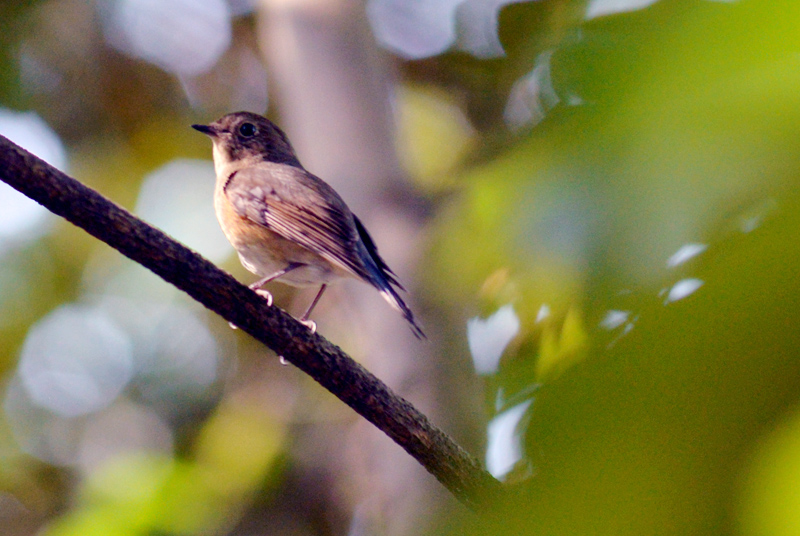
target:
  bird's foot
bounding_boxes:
[253,288,273,306]
[230,289,274,331]
[277,319,315,366]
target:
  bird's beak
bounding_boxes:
[192,124,218,137]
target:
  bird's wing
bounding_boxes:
[224,163,369,279]
[226,163,426,339]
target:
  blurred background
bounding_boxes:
[2,0,800,534]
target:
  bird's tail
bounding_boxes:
[379,287,426,340]
[353,216,426,339]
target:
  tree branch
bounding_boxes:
[0,135,503,510]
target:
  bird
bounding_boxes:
[192,111,425,339]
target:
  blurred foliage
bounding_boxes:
[2,0,800,535]
[430,1,800,535]
[395,85,476,192]
[43,395,285,536]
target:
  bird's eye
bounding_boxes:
[239,122,257,137]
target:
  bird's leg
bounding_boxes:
[248,262,304,305]
[277,275,326,366]
[298,284,327,334]
[229,263,304,329]
[276,283,326,366]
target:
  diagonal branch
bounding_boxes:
[0,135,503,510]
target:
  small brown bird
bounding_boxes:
[193,111,424,338]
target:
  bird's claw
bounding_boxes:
[277,320,315,366]
[299,319,317,334]
[230,288,273,331]
[254,289,273,306]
